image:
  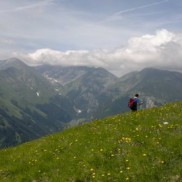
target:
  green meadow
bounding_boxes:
[0,102,182,182]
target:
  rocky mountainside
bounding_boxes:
[36,65,119,121]
[35,65,96,86]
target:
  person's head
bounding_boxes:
[135,93,139,97]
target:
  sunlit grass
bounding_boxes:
[0,102,182,181]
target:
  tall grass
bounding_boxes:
[0,102,182,181]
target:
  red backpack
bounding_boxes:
[128,98,135,108]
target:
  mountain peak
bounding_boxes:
[0,57,28,70]
[6,57,22,62]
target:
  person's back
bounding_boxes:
[130,94,142,111]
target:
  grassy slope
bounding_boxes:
[0,102,182,182]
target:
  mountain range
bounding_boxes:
[1,58,182,148]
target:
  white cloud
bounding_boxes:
[119,29,175,64]
[6,29,182,76]
[128,29,174,49]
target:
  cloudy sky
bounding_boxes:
[0,0,182,76]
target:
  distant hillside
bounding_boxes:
[36,64,119,121]
[0,102,181,182]
[37,65,182,121]
[108,68,182,110]
[116,68,182,101]
[0,58,75,148]
[60,67,118,120]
